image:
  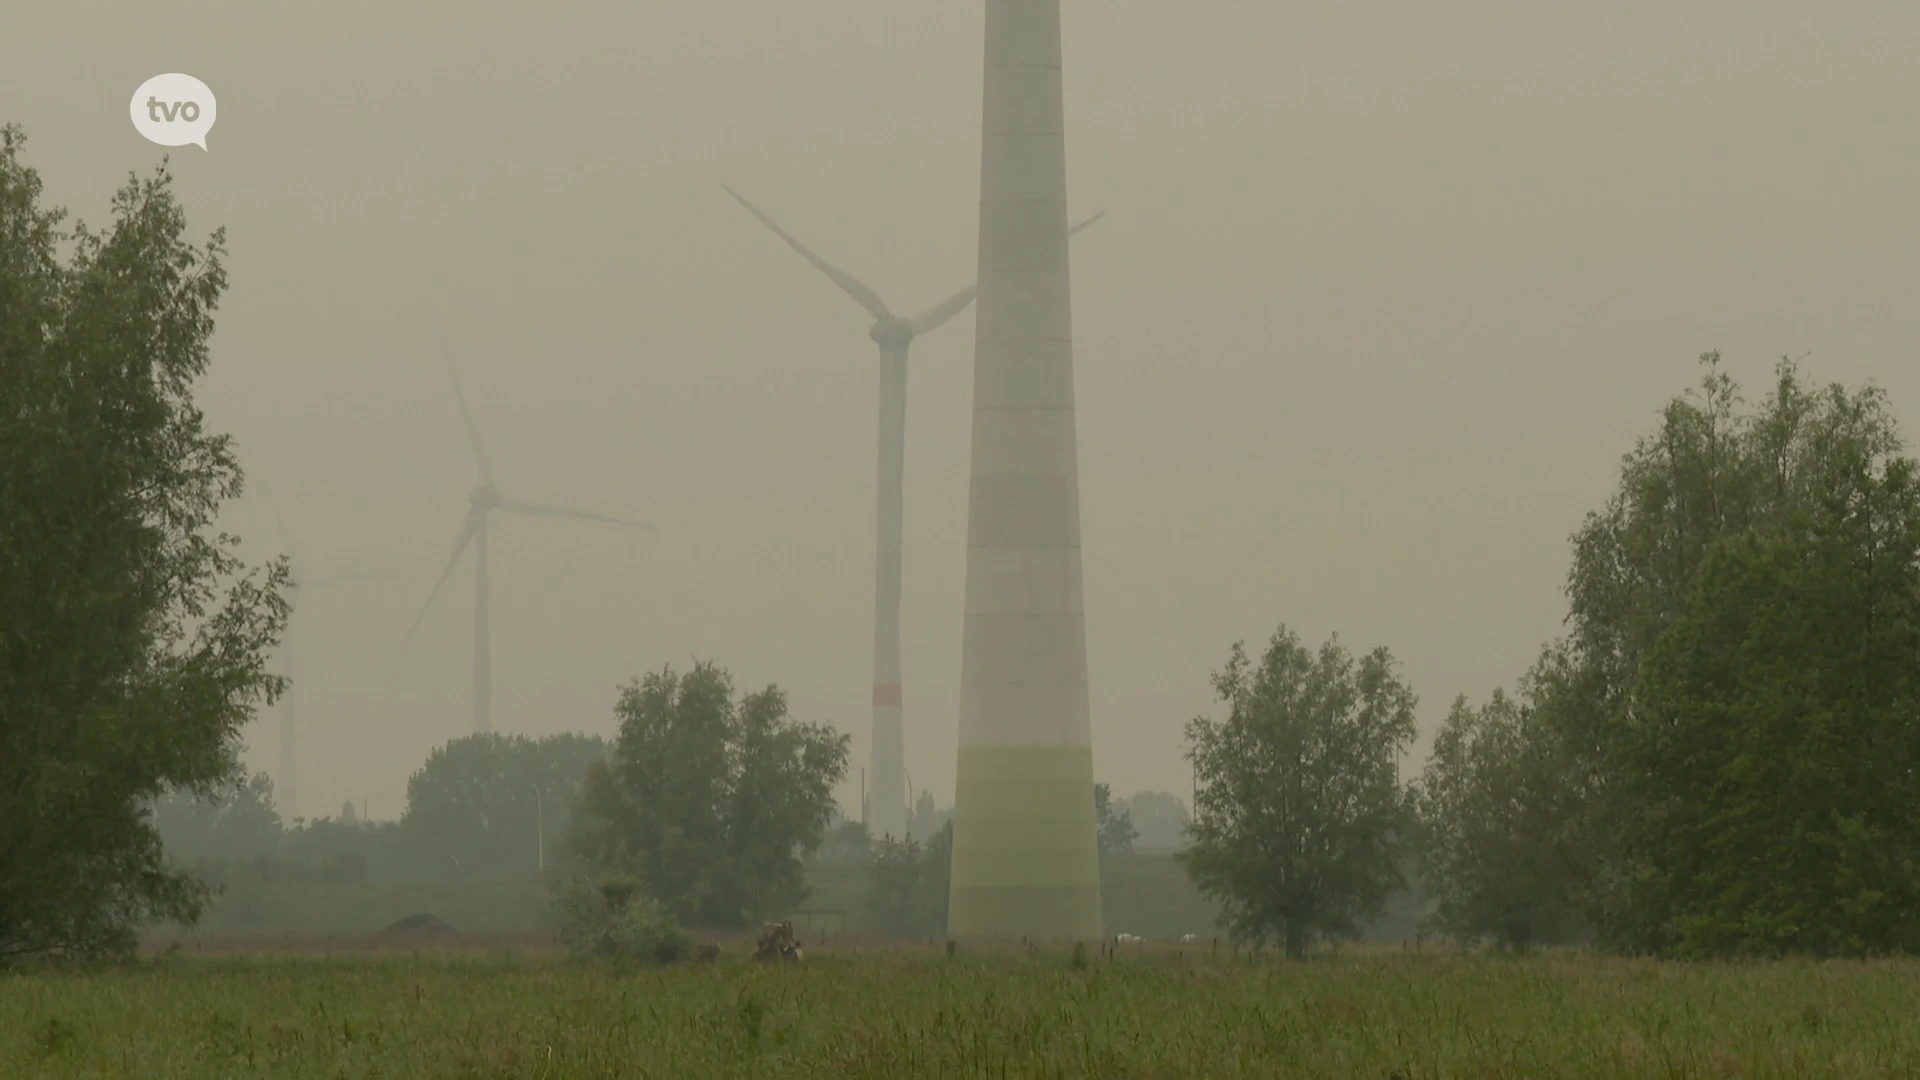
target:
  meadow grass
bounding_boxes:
[3,947,1917,1078]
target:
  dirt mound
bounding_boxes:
[379,913,461,941]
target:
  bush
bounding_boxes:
[552,870,691,966]
[865,835,925,935]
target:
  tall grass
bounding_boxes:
[3,950,1916,1078]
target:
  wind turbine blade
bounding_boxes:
[907,283,977,336]
[404,513,481,645]
[498,499,654,531]
[907,211,1106,336]
[305,574,396,588]
[1068,210,1107,238]
[720,184,895,322]
[434,316,495,485]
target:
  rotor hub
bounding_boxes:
[869,319,914,349]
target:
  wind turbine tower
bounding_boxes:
[256,482,385,823]
[721,186,1102,844]
[948,0,1103,940]
[404,327,653,735]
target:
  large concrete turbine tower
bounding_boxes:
[948,0,1102,940]
[720,187,1102,843]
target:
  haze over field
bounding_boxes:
[5,0,1917,823]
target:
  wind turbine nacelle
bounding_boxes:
[869,319,915,350]
[469,484,503,510]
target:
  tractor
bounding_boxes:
[753,921,804,963]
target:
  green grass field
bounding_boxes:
[4,949,1917,1078]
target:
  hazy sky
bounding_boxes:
[6,1,1918,824]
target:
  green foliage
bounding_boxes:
[0,126,288,963]
[150,771,285,867]
[1545,354,1920,956]
[146,732,610,887]
[862,820,953,937]
[401,731,608,879]
[144,851,1442,943]
[1118,790,1190,851]
[811,820,873,867]
[1183,626,1418,959]
[912,820,954,933]
[28,1017,79,1060]
[865,834,925,935]
[156,876,553,937]
[275,815,402,884]
[1626,525,1920,957]
[1094,783,1139,855]
[567,660,851,928]
[907,788,950,843]
[551,867,690,966]
[1414,685,1584,950]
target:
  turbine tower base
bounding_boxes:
[948,744,1101,940]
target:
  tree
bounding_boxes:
[908,788,949,843]
[1624,520,1920,956]
[912,819,954,934]
[550,867,690,966]
[865,833,925,935]
[1546,354,1920,955]
[811,819,872,867]
[1414,684,1585,950]
[0,128,288,962]
[567,661,850,928]
[278,814,406,884]
[1094,782,1138,854]
[1120,790,1191,851]
[1183,626,1418,959]
[150,771,284,868]
[862,819,953,938]
[402,731,609,879]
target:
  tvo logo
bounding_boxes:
[129,73,217,150]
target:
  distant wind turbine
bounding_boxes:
[404,324,653,735]
[721,184,1104,842]
[256,479,388,823]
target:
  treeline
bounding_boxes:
[151,724,1195,919]
[149,731,612,886]
[1428,355,1920,958]
[6,132,1915,964]
[156,729,967,888]
[1185,356,1920,959]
